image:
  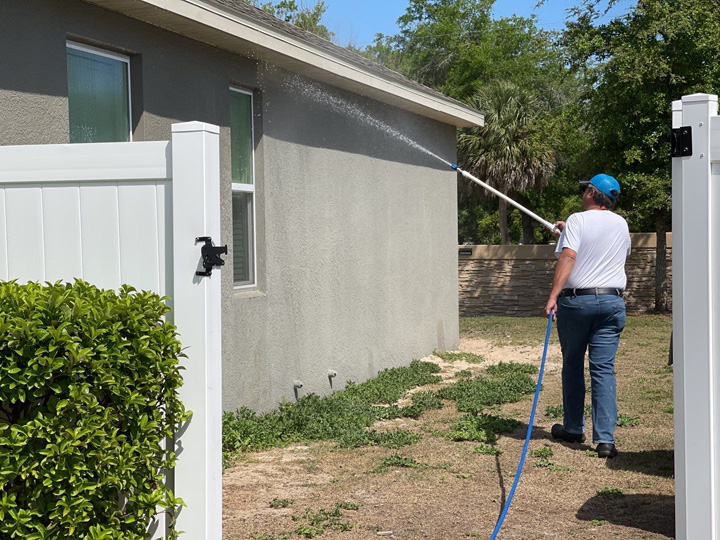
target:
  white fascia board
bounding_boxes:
[83,0,484,128]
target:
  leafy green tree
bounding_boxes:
[562,0,720,310]
[246,0,334,41]
[365,0,573,103]
[458,81,557,244]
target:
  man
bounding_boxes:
[544,174,631,459]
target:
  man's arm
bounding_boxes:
[544,247,577,320]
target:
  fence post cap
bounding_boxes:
[171,122,220,135]
[681,93,718,103]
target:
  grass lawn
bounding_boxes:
[223,314,674,539]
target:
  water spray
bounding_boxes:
[286,75,558,238]
[451,164,560,236]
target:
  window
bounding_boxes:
[230,88,256,287]
[66,42,131,143]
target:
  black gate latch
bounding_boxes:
[195,236,228,277]
[671,126,692,157]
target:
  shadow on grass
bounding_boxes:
[497,423,574,446]
[577,493,674,537]
[494,453,506,522]
[491,423,674,536]
[503,426,675,480]
[605,449,674,478]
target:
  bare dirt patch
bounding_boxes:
[223,315,674,539]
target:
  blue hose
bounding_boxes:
[489,313,553,540]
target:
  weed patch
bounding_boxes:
[438,373,535,415]
[269,498,294,508]
[336,501,362,511]
[374,429,423,449]
[295,524,324,538]
[473,444,503,456]
[617,413,641,426]
[292,503,359,537]
[400,391,444,418]
[545,405,564,419]
[223,361,440,462]
[335,429,374,449]
[371,405,403,421]
[456,369,473,379]
[447,414,520,442]
[597,486,624,499]
[486,362,538,376]
[434,350,485,363]
[345,361,442,404]
[531,447,554,459]
[367,454,423,473]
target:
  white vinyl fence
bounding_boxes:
[0,122,223,538]
[673,94,720,539]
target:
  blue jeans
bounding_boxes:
[556,294,626,444]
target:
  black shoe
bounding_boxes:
[551,424,586,443]
[596,443,618,459]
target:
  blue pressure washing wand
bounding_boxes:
[488,312,554,540]
[451,164,560,236]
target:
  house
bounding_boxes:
[0,0,484,413]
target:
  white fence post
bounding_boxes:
[171,122,223,539]
[673,93,719,540]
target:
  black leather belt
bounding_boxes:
[560,288,623,297]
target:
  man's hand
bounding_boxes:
[552,221,565,238]
[545,248,576,321]
[544,296,558,321]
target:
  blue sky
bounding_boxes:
[323,0,636,48]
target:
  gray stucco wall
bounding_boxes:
[0,0,460,412]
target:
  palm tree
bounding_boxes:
[458,81,556,244]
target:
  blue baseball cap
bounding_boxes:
[579,174,621,200]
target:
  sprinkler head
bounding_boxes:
[451,163,458,170]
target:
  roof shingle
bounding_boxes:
[213,0,471,112]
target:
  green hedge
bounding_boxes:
[0,281,187,539]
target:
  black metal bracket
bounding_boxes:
[195,236,227,277]
[671,126,692,157]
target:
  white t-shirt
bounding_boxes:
[555,210,631,289]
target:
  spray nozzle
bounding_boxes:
[451,163,458,170]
